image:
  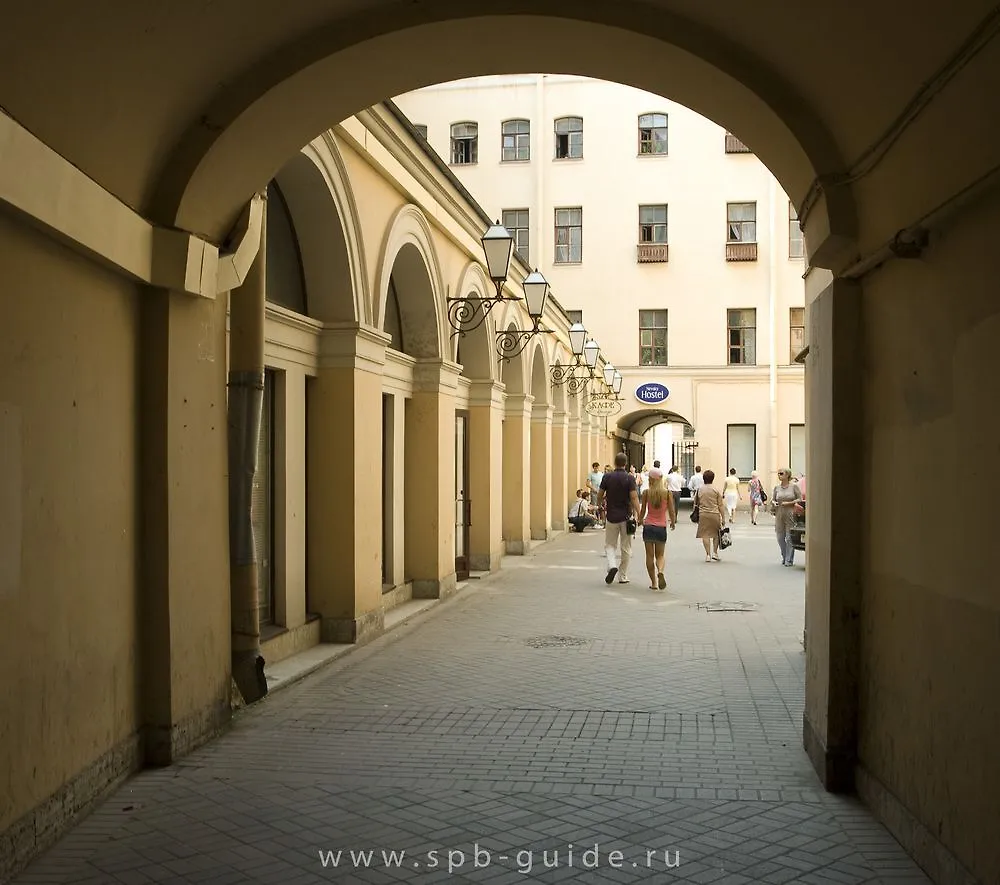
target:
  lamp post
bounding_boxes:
[447,220,520,337]
[495,268,556,361]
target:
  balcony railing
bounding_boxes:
[725,132,753,154]
[637,243,669,263]
[726,242,758,262]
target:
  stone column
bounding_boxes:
[502,393,533,553]
[803,277,863,792]
[307,324,389,644]
[567,415,582,501]
[530,402,554,540]
[381,391,406,588]
[405,359,461,599]
[468,380,505,572]
[139,284,232,764]
[550,409,568,530]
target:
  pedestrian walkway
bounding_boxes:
[11,519,929,884]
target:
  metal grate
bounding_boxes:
[525,635,590,648]
[697,601,760,612]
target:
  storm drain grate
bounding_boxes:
[525,635,591,648]
[697,601,760,612]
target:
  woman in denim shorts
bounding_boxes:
[638,468,677,590]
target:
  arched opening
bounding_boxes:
[616,407,696,497]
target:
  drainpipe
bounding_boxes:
[228,193,268,704]
[768,176,779,482]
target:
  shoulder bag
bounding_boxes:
[690,491,700,523]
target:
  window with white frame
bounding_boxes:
[639,204,668,244]
[450,122,478,165]
[728,308,757,365]
[789,424,806,478]
[789,201,804,258]
[789,307,805,363]
[501,209,530,264]
[638,113,668,155]
[554,207,583,263]
[727,202,757,243]
[727,424,756,481]
[639,309,668,366]
[554,117,583,159]
[501,119,530,162]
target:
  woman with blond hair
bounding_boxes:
[638,467,677,589]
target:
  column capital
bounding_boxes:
[504,393,535,417]
[412,358,463,393]
[567,415,582,431]
[318,322,390,373]
[468,380,506,409]
[551,409,569,427]
[531,403,555,424]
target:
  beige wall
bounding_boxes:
[856,187,1000,883]
[0,213,141,831]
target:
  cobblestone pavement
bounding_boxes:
[13,512,931,884]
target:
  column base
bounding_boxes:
[0,734,143,883]
[413,573,458,600]
[855,765,978,885]
[320,608,384,645]
[530,528,552,541]
[505,539,530,555]
[469,550,502,572]
[803,713,855,793]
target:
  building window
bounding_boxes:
[554,117,583,159]
[727,424,756,480]
[554,207,583,263]
[789,201,804,259]
[789,307,805,363]
[725,131,752,153]
[789,424,806,478]
[450,122,478,165]
[727,202,757,243]
[566,310,583,324]
[639,204,668,244]
[501,119,530,162]
[502,209,530,264]
[638,113,668,155]
[414,124,428,139]
[639,309,668,366]
[265,182,308,315]
[728,308,757,365]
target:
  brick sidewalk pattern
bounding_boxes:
[10,517,931,884]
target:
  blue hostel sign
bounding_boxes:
[635,382,670,405]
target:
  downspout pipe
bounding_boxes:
[228,193,268,704]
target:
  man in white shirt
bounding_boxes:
[665,465,686,513]
[688,466,704,497]
[568,489,597,532]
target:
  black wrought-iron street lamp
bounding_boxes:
[551,323,599,390]
[495,268,555,361]
[447,221,520,337]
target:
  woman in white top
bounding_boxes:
[722,468,741,524]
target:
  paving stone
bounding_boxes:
[11,526,929,884]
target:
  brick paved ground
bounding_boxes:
[12,513,931,884]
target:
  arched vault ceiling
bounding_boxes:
[1,0,996,240]
[617,409,691,437]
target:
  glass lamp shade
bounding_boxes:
[522,269,549,318]
[612,370,623,394]
[603,363,616,386]
[568,323,587,356]
[481,221,514,283]
[584,339,600,368]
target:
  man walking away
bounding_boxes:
[597,452,640,584]
[666,465,686,514]
[688,465,704,497]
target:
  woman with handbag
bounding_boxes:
[748,470,765,525]
[693,469,725,562]
[770,469,804,566]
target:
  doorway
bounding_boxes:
[455,410,470,580]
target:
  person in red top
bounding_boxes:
[638,467,677,590]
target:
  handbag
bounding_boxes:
[690,491,700,523]
[626,515,637,535]
[719,526,732,549]
[761,487,768,503]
